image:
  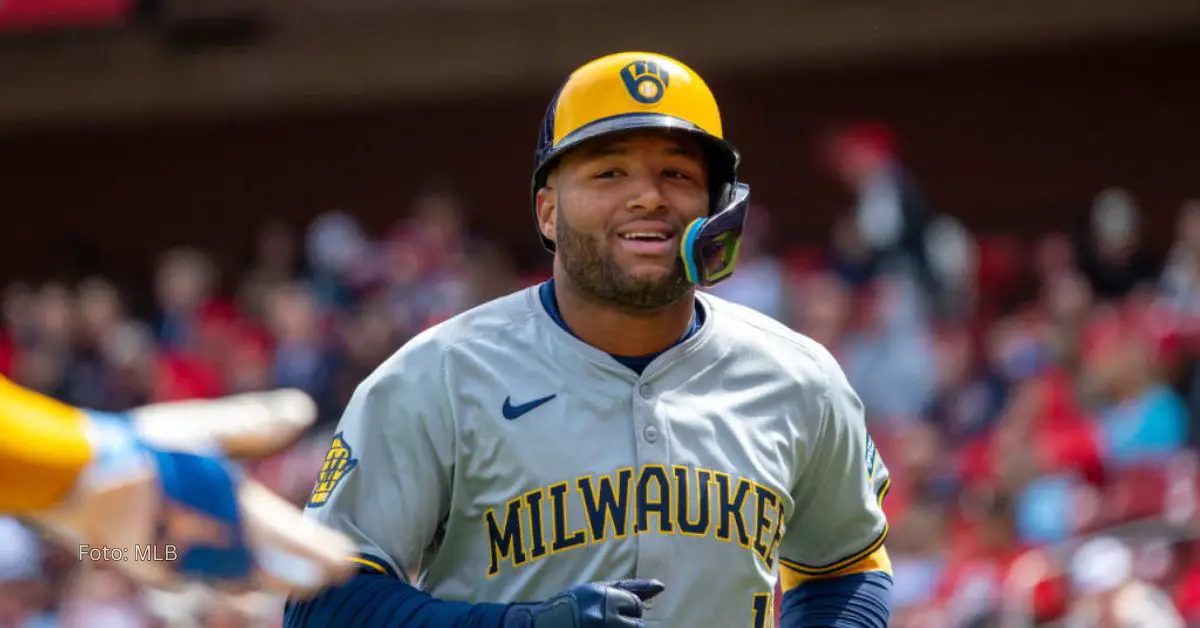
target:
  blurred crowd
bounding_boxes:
[777,126,1200,628]
[0,124,1198,627]
[0,187,532,627]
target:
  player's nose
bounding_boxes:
[624,172,669,213]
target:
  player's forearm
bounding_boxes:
[0,376,95,512]
[283,571,512,628]
[779,571,892,628]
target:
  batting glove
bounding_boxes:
[30,390,356,598]
[502,578,665,628]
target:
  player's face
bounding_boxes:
[538,131,710,311]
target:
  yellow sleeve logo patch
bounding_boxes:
[307,432,359,508]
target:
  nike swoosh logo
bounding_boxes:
[502,394,557,420]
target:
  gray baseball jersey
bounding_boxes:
[305,285,891,628]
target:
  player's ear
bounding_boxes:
[535,186,557,244]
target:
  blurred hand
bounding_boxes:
[29,389,356,598]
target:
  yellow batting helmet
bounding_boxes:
[531,51,751,287]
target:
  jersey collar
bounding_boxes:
[528,279,716,381]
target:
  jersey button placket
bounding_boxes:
[633,379,668,583]
[635,384,658,446]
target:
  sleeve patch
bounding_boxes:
[307,432,359,508]
[865,433,878,480]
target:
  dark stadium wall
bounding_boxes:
[0,34,1196,296]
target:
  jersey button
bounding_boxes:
[643,425,659,442]
[638,384,652,399]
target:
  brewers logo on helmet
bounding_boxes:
[532,51,751,288]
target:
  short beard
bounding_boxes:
[556,209,692,312]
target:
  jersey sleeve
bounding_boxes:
[777,345,891,591]
[302,344,455,583]
[0,376,95,512]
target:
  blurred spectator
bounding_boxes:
[265,281,340,420]
[66,277,127,410]
[381,187,476,332]
[305,211,376,311]
[33,282,75,354]
[9,282,78,400]
[791,271,852,350]
[332,292,400,410]
[1159,198,1200,317]
[152,247,218,352]
[1080,317,1188,468]
[925,325,1008,449]
[223,328,275,396]
[884,421,959,561]
[822,121,943,314]
[827,214,877,289]
[75,277,123,348]
[407,184,469,263]
[932,491,1030,627]
[839,277,938,423]
[1078,188,1159,302]
[1036,233,1079,287]
[1,282,38,368]
[237,220,303,322]
[1031,269,1095,377]
[1065,536,1184,628]
[13,343,71,401]
[923,215,979,322]
[888,504,948,617]
[380,228,466,335]
[98,320,160,407]
[461,241,524,308]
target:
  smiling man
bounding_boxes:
[285,51,893,628]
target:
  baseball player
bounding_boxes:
[286,51,893,627]
[0,374,356,597]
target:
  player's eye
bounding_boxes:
[594,168,622,179]
[663,169,690,180]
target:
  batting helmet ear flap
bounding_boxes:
[681,181,751,288]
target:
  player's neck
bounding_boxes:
[552,275,696,358]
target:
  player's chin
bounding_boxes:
[616,258,679,284]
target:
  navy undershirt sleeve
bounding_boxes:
[779,572,892,628]
[283,572,511,628]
